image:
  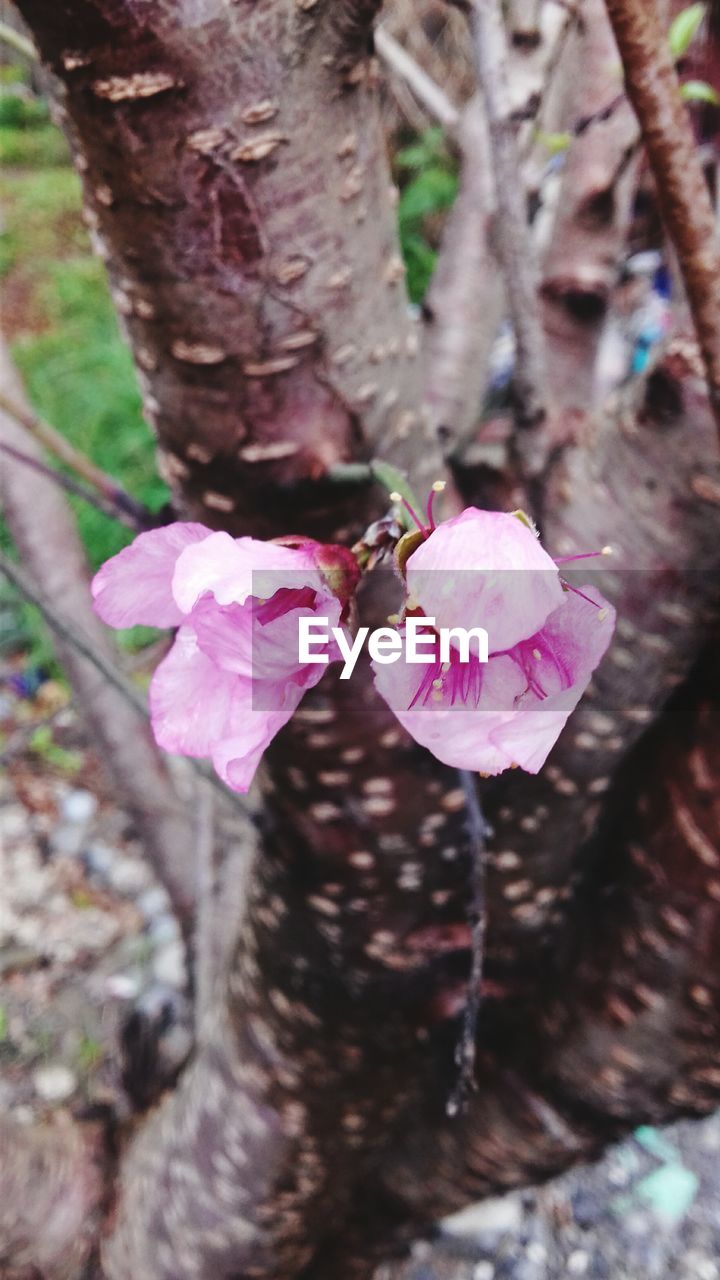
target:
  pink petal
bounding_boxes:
[189,592,343,682]
[406,509,565,652]
[372,585,615,777]
[172,532,323,615]
[211,691,305,793]
[92,523,211,629]
[490,586,616,772]
[148,625,324,792]
[149,627,250,758]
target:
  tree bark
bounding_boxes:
[605,0,720,433]
[7,1,720,1277]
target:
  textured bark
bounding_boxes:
[605,0,720,432]
[541,0,639,408]
[470,0,548,442]
[16,0,435,540]
[6,1,720,1277]
[0,1113,106,1279]
[421,102,499,451]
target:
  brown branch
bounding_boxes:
[605,0,720,437]
[469,0,548,453]
[421,101,500,454]
[0,343,197,934]
[0,387,153,528]
[540,0,640,410]
[0,437,145,529]
[374,25,461,134]
[423,1,578,466]
[507,0,541,49]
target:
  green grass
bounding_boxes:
[0,104,458,667]
[0,107,167,663]
[12,259,169,568]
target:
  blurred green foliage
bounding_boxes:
[0,68,167,662]
[395,127,458,304]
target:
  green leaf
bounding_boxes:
[395,127,445,170]
[0,1006,7,1042]
[681,78,720,105]
[398,168,458,225]
[669,3,706,59]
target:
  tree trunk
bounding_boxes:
[8,1,720,1276]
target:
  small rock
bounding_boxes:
[571,1189,604,1230]
[567,1251,589,1276]
[138,886,171,919]
[442,1194,522,1240]
[153,940,186,988]
[0,806,26,840]
[107,857,149,897]
[686,1254,718,1280]
[60,789,97,825]
[105,973,141,1000]
[148,913,180,946]
[84,841,114,877]
[33,1063,77,1102]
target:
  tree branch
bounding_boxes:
[374,25,461,134]
[605,0,720,437]
[540,0,640,410]
[0,386,154,528]
[421,101,500,455]
[0,343,197,933]
[469,0,548,454]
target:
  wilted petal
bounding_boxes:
[92,523,211,628]
[406,508,565,652]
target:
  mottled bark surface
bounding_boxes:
[5,1,720,1277]
[605,0,720,430]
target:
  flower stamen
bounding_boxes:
[389,490,426,534]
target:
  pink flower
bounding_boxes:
[372,508,615,776]
[92,524,357,792]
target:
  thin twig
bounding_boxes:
[604,0,720,437]
[0,389,154,529]
[468,0,548,457]
[0,551,237,805]
[0,551,149,717]
[0,20,37,60]
[194,778,216,1038]
[374,26,461,134]
[0,439,147,530]
[447,768,487,1117]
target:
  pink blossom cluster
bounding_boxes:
[92,508,615,791]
